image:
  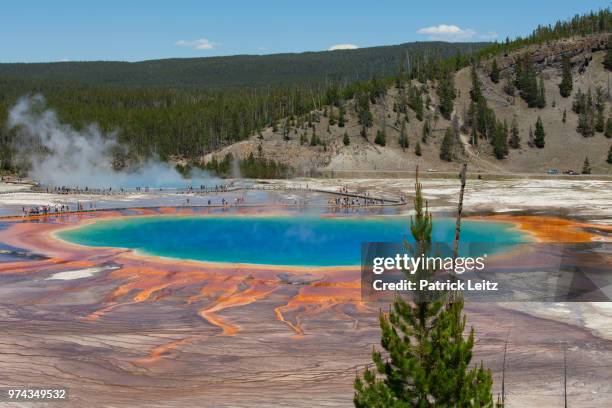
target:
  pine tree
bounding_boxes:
[468,65,497,141]
[562,109,567,123]
[343,132,350,146]
[471,125,478,146]
[338,105,346,127]
[516,54,540,107]
[361,125,368,140]
[396,62,405,90]
[607,145,612,164]
[470,66,483,103]
[408,85,424,121]
[582,157,591,174]
[509,117,520,149]
[577,111,593,136]
[503,73,515,96]
[606,116,612,138]
[354,172,497,408]
[375,129,386,146]
[422,121,430,144]
[415,141,422,156]
[490,59,500,83]
[572,88,586,114]
[604,35,612,71]
[536,76,546,108]
[329,107,337,126]
[559,54,573,97]
[596,109,605,133]
[357,92,373,128]
[534,117,546,148]
[399,120,409,150]
[437,69,456,120]
[515,54,546,108]
[439,127,454,161]
[310,129,319,146]
[492,120,509,159]
[595,87,605,133]
[576,89,595,137]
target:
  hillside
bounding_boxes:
[1,9,610,177]
[0,42,487,88]
[205,34,612,175]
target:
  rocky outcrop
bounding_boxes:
[495,33,608,74]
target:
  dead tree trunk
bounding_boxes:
[453,163,468,259]
[449,163,468,303]
[502,330,510,406]
[564,345,568,408]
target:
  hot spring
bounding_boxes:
[57,215,529,267]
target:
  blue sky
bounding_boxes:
[1,0,609,62]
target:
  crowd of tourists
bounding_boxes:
[18,181,400,217]
[327,187,389,207]
[21,203,94,216]
[33,183,233,196]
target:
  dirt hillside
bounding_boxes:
[204,34,612,175]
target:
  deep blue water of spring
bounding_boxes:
[58,215,528,267]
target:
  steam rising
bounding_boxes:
[8,95,217,188]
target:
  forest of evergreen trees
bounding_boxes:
[473,8,611,59]
[201,152,292,179]
[0,78,335,171]
[0,8,610,175]
[0,42,486,88]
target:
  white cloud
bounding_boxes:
[417,24,476,41]
[327,43,359,51]
[175,38,216,50]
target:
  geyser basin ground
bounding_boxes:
[57,215,529,266]
[0,203,611,407]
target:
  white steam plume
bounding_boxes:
[8,95,219,189]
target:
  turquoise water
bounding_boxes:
[57,215,528,267]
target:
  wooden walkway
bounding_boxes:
[0,185,406,220]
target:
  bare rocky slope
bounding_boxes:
[204,34,612,175]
